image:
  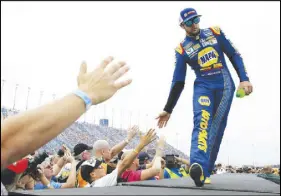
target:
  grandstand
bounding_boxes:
[1,107,189,159]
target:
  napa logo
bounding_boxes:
[198,96,211,106]
[198,47,219,68]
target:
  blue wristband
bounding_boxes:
[73,89,92,110]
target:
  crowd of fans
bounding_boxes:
[2,106,280,193]
[1,125,190,191]
[212,164,280,185]
[212,163,280,175]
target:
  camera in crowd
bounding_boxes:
[23,151,49,179]
[165,154,180,169]
[57,149,65,157]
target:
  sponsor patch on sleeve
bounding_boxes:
[210,26,221,35]
[175,44,184,55]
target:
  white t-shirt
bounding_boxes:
[87,168,118,187]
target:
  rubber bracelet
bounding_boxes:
[133,149,139,154]
[73,89,92,110]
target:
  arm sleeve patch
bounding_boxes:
[210,26,221,35]
[175,43,184,55]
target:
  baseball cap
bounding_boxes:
[81,157,103,169]
[179,8,202,25]
[73,143,93,156]
[80,158,103,182]
[7,159,28,174]
[138,152,150,163]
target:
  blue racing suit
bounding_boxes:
[163,26,249,179]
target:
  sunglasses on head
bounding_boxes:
[184,17,200,27]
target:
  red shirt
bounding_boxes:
[121,169,142,182]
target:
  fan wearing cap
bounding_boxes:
[1,158,28,192]
[65,143,93,188]
[80,129,156,187]
[73,143,93,165]
[137,151,155,172]
[138,152,151,166]
[156,7,253,187]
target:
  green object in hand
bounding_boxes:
[236,88,246,98]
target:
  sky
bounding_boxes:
[1,1,280,167]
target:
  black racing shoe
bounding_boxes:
[189,163,205,187]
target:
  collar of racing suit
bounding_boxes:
[186,29,201,40]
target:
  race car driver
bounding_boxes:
[156,8,253,187]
